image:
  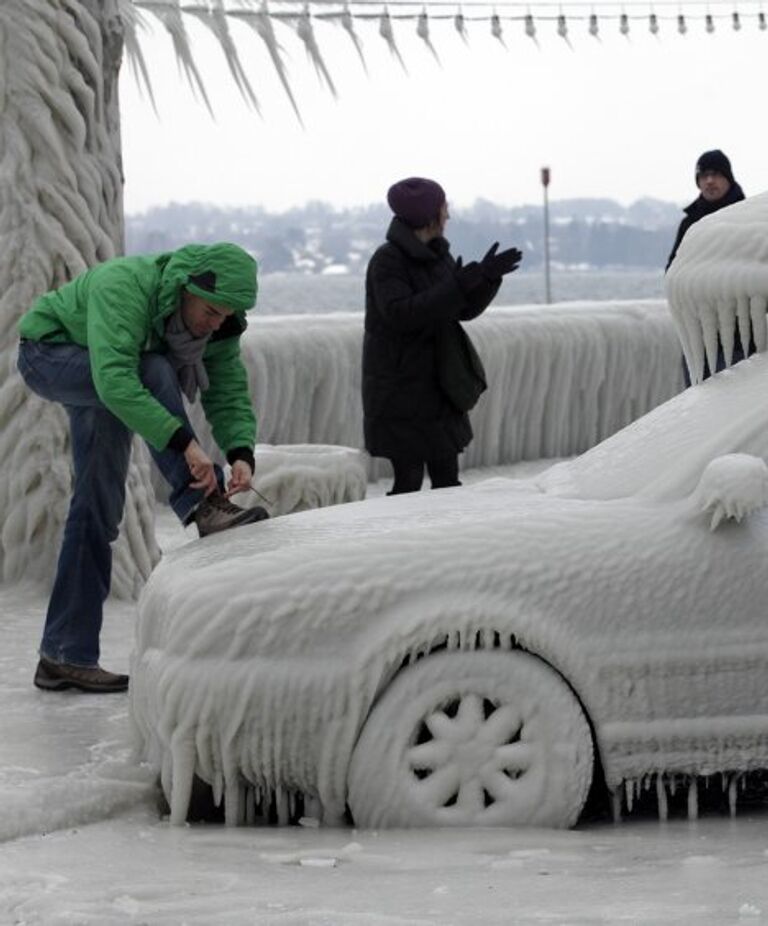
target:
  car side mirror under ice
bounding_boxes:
[692,453,768,531]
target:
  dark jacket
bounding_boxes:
[665,182,745,271]
[363,217,499,462]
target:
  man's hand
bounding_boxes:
[184,440,218,496]
[226,459,254,497]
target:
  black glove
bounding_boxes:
[455,255,485,293]
[479,242,523,280]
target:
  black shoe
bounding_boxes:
[194,493,269,538]
[34,657,129,693]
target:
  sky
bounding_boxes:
[119,2,766,215]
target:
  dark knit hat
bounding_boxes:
[695,150,735,186]
[386,177,446,228]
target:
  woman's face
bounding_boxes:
[436,201,450,235]
[420,201,450,241]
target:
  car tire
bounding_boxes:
[347,649,593,828]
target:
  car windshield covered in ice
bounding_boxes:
[130,194,768,829]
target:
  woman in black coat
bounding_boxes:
[363,177,521,494]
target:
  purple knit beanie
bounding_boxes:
[386,177,446,228]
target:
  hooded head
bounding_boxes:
[695,149,736,187]
[158,242,258,318]
[386,177,446,229]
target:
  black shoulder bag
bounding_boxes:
[435,320,487,413]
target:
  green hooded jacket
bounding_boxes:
[18,243,258,454]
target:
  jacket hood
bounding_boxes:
[156,243,258,319]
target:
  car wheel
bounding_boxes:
[347,650,593,828]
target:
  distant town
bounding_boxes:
[125,198,683,274]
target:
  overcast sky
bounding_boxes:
[119,4,764,215]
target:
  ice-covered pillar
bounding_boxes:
[0,0,160,597]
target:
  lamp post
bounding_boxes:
[541,166,552,304]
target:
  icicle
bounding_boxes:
[187,0,261,113]
[169,734,196,826]
[135,0,215,116]
[340,3,368,73]
[656,775,668,821]
[677,14,687,34]
[119,0,159,115]
[233,3,304,127]
[224,778,240,826]
[557,13,570,44]
[732,10,741,30]
[245,785,256,824]
[649,12,659,34]
[751,296,768,351]
[705,13,715,32]
[625,778,634,813]
[728,775,739,817]
[687,778,698,820]
[588,13,599,37]
[379,10,408,72]
[417,9,441,63]
[619,12,629,35]
[669,775,677,796]
[296,4,338,97]
[454,9,469,44]
[524,13,538,42]
[490,13,506,46]
[276,786,290,825]
[611,790,622,823]
[759,11,767,29]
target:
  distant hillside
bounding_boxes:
[125,198,683,273]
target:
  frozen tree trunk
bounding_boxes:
[0,0,160,598]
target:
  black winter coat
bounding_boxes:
[665,183,745,271]
[363,218,500,462]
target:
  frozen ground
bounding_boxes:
[2,465,768,924]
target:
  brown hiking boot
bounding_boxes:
[34,657,129,693]
[193,493,269,538]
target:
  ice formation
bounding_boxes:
[131,417,768,827]
[0,0,159,596]
[693,453,768,530]
[188,300,683,476]
[665,190,768,384]
[131,268,768,827]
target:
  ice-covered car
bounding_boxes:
[130,359,768,830]
[131,194,768,829]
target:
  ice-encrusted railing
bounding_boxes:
[186,300,683,475]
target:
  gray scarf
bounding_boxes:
[164,308,210,402]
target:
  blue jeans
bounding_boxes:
[17,341,222,667]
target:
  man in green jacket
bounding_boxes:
[17,242,268,694]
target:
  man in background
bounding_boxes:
[666,149,745,271]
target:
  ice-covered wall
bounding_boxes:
[188,299,684,475]
[0,1,159,597]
